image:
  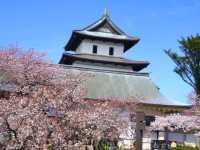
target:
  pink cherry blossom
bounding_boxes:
[151,114,200,136]
[0,46,137,149]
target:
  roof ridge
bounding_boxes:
[81,15,107,31]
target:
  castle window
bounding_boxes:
[92,45,97,54]
[109,47,114,56]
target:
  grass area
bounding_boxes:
[170,146,199,150]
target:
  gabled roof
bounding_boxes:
[64,13,139,52]
[81,13,126,35]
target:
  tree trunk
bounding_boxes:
[183,133,187,146]
[92,139,99,150]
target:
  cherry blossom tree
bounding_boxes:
[0,46,137,149]
[185,92,200,115]
[151,114,200,134]
[150,113,200,147]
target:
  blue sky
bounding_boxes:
[1,0,200,103]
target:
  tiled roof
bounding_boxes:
[82,69,190,107]
[57,67,190,108]
[74,30,138,41]
[60,53,149,71]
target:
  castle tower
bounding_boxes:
[59,10,149,73]
[59,10,188,114]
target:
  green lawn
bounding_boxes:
[170,146,199,150]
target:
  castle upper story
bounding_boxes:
[59,9,149,73]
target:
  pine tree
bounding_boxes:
[165,34,200,96]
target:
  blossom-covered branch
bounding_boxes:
[0,46,137,149]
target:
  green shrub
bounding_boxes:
[170,146,199,150]
[98,141,109,150]
[115,145,124,150]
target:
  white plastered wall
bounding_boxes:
[76,39,124,57]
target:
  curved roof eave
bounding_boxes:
[64,31,139,52]
[64,14,140,52]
